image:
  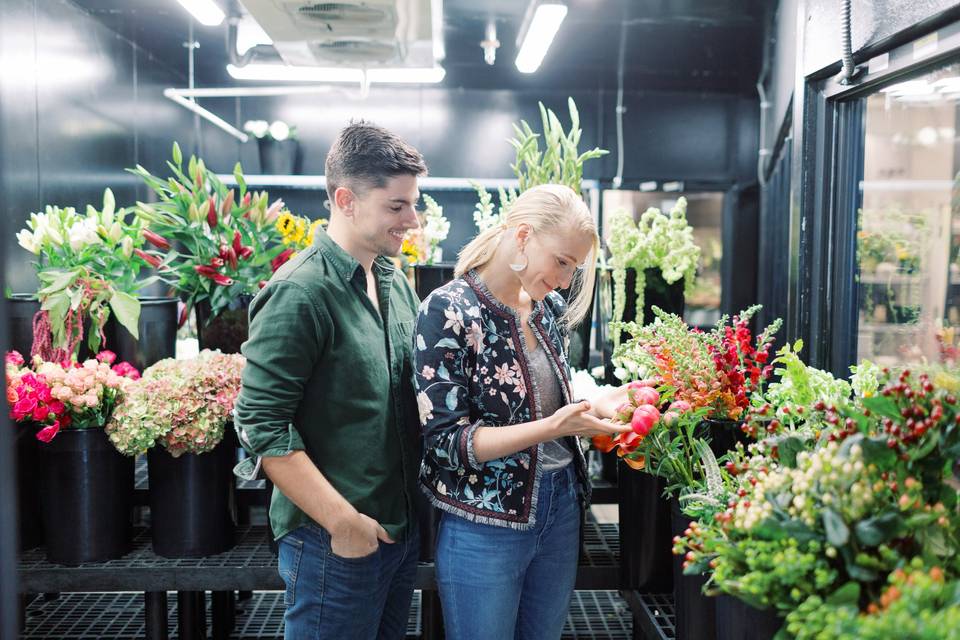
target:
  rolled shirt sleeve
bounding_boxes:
[233,280,327,480]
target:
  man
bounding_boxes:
[234,122,427,639]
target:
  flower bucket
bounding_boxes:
[195,295,253,354]
[147,433,237,557]
[618,465,673,591]
[40,428,134,565]
[671,500,716,640]
[714,594,782,640]
[257,138,300,175]
[558,270,598,371]
[109,296,178,372]
[16,426,44,550]
[702,419,751,459]
[413,264,456,301]
[8,294,40,360]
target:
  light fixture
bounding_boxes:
[639,181,658,192]
[235,16,272,55]
[515,1,568,74]
[226,64,445,85]
[174,0,225,27]
[662,181,684,192]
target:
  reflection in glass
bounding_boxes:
[857,63,960,366]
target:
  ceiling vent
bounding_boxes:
[240,0,442,68]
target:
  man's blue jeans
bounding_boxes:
[277,521,419,639]
[435,465,582,640]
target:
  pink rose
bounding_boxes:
[631,404,661,436]
[96,350,117,365]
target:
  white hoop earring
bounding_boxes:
[509,252,528,272]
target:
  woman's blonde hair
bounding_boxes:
[455,183,599,328]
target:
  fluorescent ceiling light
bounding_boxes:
[662,181,683,192]
[515,2,568,74]
[226,64,445,84]
[174,0,225,27]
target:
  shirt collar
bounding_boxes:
[315,228,397,285]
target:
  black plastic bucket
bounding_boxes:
[196,295,253,354]
[671,501,716,640]
[16,426,44,550]
[109,296,178,371]
[413,264,456,301]
[8,294,40,359]
[147,435,237,557]
[714,594,782,640]
[40,428,134,564]
[618,467,674,591]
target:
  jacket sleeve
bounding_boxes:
[413,291,484,474]
[233,280,327,480]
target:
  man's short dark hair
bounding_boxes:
[325,122,427,203]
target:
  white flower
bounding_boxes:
[465,321,484,354]
[416,392,434,424]
[421,365,435,380]
[16,230,40,254]
[68,217,101,251]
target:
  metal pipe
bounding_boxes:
[840,0,856,82]
[163,90,249,142]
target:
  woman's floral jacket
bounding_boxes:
[413,269,589,530]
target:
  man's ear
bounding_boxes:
[334,186,356,217]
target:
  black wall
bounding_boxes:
[0,0,225,294]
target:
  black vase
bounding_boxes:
[702,419,750,459]
[147,435,237,557]
[671,501,716,640]
[413,264,456,301]
[617,465,673,591]
[558,272,597,371]
[15,426,44,550]
[8,294,39,359]
[40,428,134,565]
[257,138,300,175]
[195,295,254,354]
[108,296,179,371]
[714,594,782,640]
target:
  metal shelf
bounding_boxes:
[215,174,600,192]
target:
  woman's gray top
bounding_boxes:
[526,344,573,470]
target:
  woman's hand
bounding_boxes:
[551,401,632,438]
[587,384,630,420]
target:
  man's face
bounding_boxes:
[344,175,421,258]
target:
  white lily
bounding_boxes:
[16,229,40,254]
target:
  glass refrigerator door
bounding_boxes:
[855,62,960,367]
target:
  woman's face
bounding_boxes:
[515,224,593,301]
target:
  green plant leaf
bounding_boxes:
[822,508,849,547]
[109,291,141,340]
[854,512,903,546]
[826,582,860,606]
[776,435,805,468]
[860,435,897,467]
[861,395,901,420]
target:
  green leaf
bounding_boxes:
[826,582,860,606]
[776,436,805,468]
[822,508,849,547]
[860,435,897,467]
[109,291,141,340]
[845,563,878,582]
[854,512,903,546]
[909,430,940,462]
[862,395,901,420]
[38,270,80,295]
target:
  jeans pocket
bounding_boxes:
[278,534,304,607]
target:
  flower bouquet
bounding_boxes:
[672,365,960,637]
[127,142,286,325]
[402,194,450,265]
[106,349,245,457]
[606,197,701,345]
[15,189,155,361]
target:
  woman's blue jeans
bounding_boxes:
[435,465,582,640]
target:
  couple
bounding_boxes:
[234,122,631,640]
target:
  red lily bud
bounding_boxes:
[226,247,238,271]
[195,171,203,190]
[194,264,218,277]
[219,244,230,260]
[177,302,188,328]
[221,189,235,217]
[134,249,162,268]
[209,257,224,268]
[211,273,234,286]
[239,245,254,260]
[271,248,295,272]
[143,229,171,251]
[207,196,217,228]
[232,230,242,254]
[242,192,251,207]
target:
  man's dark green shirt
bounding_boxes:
[234,230,421,541]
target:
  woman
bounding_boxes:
[413,184,630,639]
